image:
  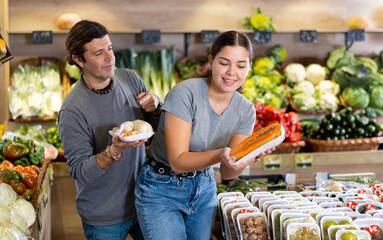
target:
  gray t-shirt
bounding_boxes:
[58,69,156,226]
[148,78,256,167]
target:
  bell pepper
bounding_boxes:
[265,105,278,120]
[13,137,35,153]
[278,112,291,126]
[3,142,30,161]
[287,112,300,125]
[29,147,45,167]
[286,132,302,142]
[13,157,30,167]
[254,102,266,114]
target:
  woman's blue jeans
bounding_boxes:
[82,218,144,240]
[134,163,217,240]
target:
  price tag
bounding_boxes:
[262,154,281,171]
[253,30,271,44]
[142,30,161,44]
[299,30,317,43]
[346,29,365,42]
[32,31,53,44]
[201,30,219,43]
[294,153,313,169]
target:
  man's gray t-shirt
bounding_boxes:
[58,69,154,226]
[148,78,256,167]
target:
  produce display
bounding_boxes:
[329,46,383,117]
[216,178,286,195]
[284,61,339,112]
[0,183,36,239]
[175,56,210,81]
[242,45,290,110]
[0,136,45,202]
[254,103,303,143]
[115,47,176,102]
[8,60,63,119]
[217,180,383,240]
[303,108,383,140]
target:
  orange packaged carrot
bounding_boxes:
[230,123,285,165]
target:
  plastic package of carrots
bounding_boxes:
[230,123,285,165]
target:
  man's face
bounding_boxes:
[76,35,115,82]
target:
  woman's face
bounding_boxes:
[208,45,251,93]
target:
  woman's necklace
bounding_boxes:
[81,77,114,94]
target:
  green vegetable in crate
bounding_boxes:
[252,57,275,75]
[28,147,45,167]
[249,180,271,187]
[3,142,30,161]
[341,86,370,109]
[228,179,248,188]
[369,86,383,109]
[326,45,346,70]
[46,126,63,150]
[229,185,253,195]
[10,170,22,181]
[13,157,29,167]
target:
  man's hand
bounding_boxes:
[137,92,160,112]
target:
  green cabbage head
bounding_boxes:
[341,86,369,108]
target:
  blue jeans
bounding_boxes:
[82,218,144,240]
[135,163,217,240]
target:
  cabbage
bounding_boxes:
[9,198,36,228]
[341,87,369,109]
[306,64,326,85]
[9,207,27,233]
[0,184,17,208]
[293,80,315,96]
[369,86,383,109]
[0,225,28,240]
[284,63,306,84]
[0,207,11,223]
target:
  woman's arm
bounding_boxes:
[165,112,222,173]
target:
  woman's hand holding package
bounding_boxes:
[220,147,276,170]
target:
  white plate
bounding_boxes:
[109,131,155,142]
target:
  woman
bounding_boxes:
[134,30,272,240]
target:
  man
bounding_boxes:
[58,20,161,240]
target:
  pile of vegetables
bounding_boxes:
[175,57,210,81]
[115,47,177,102]
[216,178,286,195]
[302,107,383,140]
[9,61,63,119]
[0,136,44,202]
[329,46,383,117]
[242,7,276,31]
[0,183,36,239]
[254,102,303,142]
[284,62,339,111]
[14,124,62,151]
[242,45,290,110]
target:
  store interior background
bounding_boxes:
[1,0,383,239]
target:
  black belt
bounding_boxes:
[146,157,205,178]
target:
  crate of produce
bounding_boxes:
[273,140,306,154]
[9,57,71,122]
[307,137,383,152]
[283,56,340,114]
[175,55,210,82]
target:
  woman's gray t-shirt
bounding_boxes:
[148,78,256,167]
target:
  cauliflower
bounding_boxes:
[292,92,317,111]
[284,63,306,84]
[306,64,326,85]
[293,80,315,96]
[316,80,340,95]
[319,93,339,110]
